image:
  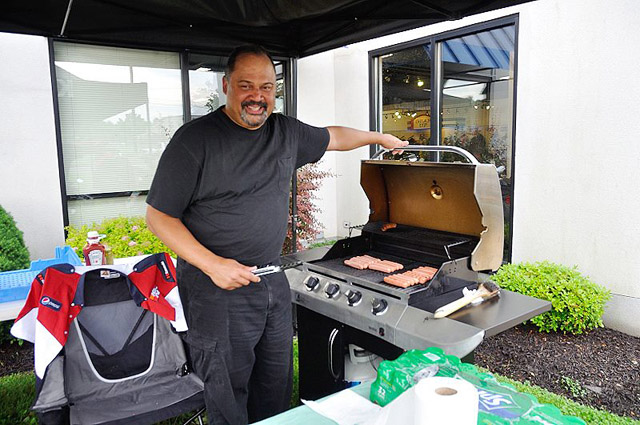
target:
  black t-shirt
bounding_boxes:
[147,107,330,266]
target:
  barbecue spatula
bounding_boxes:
[433,281,500,319]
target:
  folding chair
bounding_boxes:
[11,253,206,425]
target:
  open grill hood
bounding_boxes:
[361,157,504,272]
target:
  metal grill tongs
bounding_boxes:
[252,261,303,276]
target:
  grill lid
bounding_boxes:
[361,146,504,271]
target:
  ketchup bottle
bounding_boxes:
[83,231,107,266]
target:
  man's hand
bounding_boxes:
[326,126,408,154]
[377,133,409,155]
[204,257,261,290]
[146,206,261,291]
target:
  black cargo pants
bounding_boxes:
[177,259,293,424]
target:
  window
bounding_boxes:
[55,45,292,230]
[188,53,227,119]
[372,18,517,261]
[379,45,432,144]
[54,43,183,227]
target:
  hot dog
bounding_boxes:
[384,274,411,288]
[381,222,397,232]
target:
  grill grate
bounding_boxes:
[308,251,437,295]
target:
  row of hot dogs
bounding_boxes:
[343,255,438,288]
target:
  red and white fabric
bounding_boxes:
[11,253,186,378]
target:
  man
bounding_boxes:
[146,45,406,424]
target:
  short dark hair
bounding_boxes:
[225,45,275,77]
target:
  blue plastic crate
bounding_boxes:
[0,246,82,304]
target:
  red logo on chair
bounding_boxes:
[149,286,160,301]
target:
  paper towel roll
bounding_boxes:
[413,377,478,425]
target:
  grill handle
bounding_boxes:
[328,328,340,380]
[372,144,480,165]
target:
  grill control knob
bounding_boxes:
[371,298,388,315]
[345,290,362,306]
[324,282,340,298]
[304,276,320,291]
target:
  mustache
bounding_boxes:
[241,100,268,109]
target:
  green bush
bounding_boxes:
[0,205,30,272]
[492,261,611,334]
[0,372,37,425]
[66,216,175,260]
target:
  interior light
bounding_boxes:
[417,79,424,87]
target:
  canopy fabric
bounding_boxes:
[1,0,532,57]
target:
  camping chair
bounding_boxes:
[11,253,206,425]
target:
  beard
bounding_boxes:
[240,100,269,128]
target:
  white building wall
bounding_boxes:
[2,0,639,335]
[297,0,640,336]
[296,51,339,240]
[512,0,640,335]
[0,33,65,262]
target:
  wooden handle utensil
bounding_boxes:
[433,281,500,319]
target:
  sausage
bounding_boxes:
[405,271,427,284]
[384,274,411,288]
[399,273,419,286]
[344,259,366,269]
[415,266,437,275]
[380,260,403,272]
[361,255,380,262]
[344,255,382,270]
[369,262,395,273]
[411,269,434,280]
[381,222,397,232]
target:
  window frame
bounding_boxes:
[49,40,296,232]
[368,14,519,262]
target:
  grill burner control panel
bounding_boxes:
[305,275,394,317]
[287,266,488,358]
[296,273,406,342]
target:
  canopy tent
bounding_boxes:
[1,0,533,57]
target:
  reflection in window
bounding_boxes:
[380,46,432,146]
[440,26,514,172]
[188,53,227,119]
[439,25,515,259]
[374,21,517,261]
[54,43,183,227]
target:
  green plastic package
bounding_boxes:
[369,347,585,425]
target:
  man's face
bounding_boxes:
[222,53,276,129]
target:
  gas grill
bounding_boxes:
[283,146,551,400]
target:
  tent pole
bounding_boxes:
[59,0,74,36]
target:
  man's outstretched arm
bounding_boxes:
[146,205,260,290]
[326,126,408,152]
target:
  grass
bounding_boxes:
[2,343,637,425]
[0,372,36,425]
[307,239,337,249]
[478,367,638,425]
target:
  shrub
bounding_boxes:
[0,205,30,272]
[492,261,611,334]
[282,163,332,254]
[66,216,175,259]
